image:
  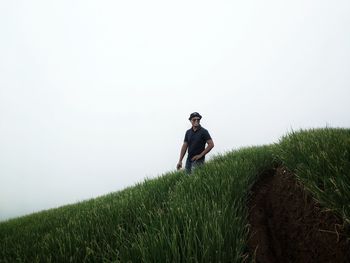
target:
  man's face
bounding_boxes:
[190,117,201,127]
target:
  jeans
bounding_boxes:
[185,158,204,174]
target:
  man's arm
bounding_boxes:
[191,139,214,161]
[177,142,188,170]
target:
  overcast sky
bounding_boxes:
[1,0,349,221]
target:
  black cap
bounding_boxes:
[188,112,202,120]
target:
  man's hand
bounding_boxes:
[191,154,203,161]
[176,161,182,170]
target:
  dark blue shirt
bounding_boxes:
[184,125,212,161]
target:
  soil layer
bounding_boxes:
[247,167,350,263]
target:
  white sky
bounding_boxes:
[1,0,349,221]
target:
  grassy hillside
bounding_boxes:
[0,128,349,262]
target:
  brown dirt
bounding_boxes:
[247,166,350,263]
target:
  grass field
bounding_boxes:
[0,128,349,262]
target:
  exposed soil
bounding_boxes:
[247,166,350,263]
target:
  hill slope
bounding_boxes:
[0,128,349,262]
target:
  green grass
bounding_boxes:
[278,128,350,224]
[0,128,349,262]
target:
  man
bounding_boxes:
[177,112,214,173]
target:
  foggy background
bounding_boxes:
[1,0,349,221]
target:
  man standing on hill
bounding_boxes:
[177,112,214,173]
